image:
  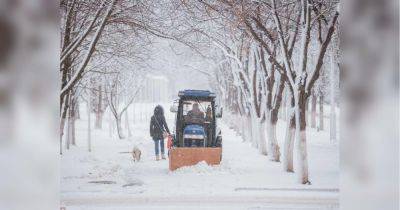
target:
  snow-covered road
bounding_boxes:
[61,103,339,209]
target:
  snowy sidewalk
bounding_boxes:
[61,111,338,209]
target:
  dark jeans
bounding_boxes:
[154,139,165,156]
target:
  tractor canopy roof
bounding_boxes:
[178,90,216,100]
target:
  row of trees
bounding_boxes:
[59,0,164,152]
[169,0,340,184]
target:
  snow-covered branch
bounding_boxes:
[61,0,117,96]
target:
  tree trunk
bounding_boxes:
[280,90,287,120]
[266,118,280,161]
[70,98,76,146]
[71,115,76,146]
[60,92,70,154]
[258,121,267,155]
[116,115,125,139]
[297,124,309,184]
[246,115,252,142]
[250,117,258,148]
[295,91,310,184]
[330,101,336,142]
[65,109,71,150]
[60,113,66,154]
[330,52,336,142]
[87,100,92,152]
[75,102,80,120]
[285,91,291,121]
[60,115,64,154]
[311,94,317,128]
[236,115,243,136]
[60,3,73,118]
[95,85,103,129]
[283,113,295,172]
[305,98,309,125]
[243,115,252,142]
[319,95,324,131]
[125,109,132,137]
[266,77,284,161]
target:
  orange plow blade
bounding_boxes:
[169,147,222,171]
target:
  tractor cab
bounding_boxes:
[169,90,223,170]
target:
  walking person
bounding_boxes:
[150,105,170,161]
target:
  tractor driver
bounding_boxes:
[187,103,205,122]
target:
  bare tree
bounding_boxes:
[60,0,118,146]
[104,69,144,139]
[270,0,339,184]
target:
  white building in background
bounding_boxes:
[137,74,171,102]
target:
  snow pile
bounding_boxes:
[171,161,232,175]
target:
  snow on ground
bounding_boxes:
[61,103,339,209]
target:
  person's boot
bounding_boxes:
[156,155,160,161]
[161,154,166,160]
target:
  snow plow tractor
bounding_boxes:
[169,90,223,171]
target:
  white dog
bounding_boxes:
[131,146,142,162]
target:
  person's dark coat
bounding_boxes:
[150,105,170,140]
